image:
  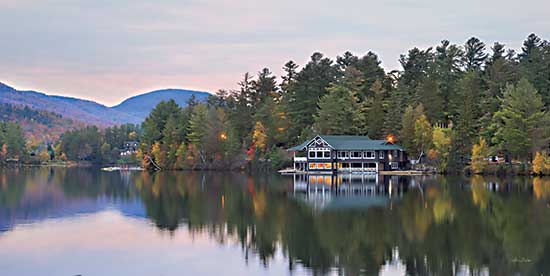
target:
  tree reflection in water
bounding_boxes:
[2,168,550,275]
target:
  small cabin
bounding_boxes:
[120,141,139,156]
[288,135,407,173]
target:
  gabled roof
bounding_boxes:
[288,135,403,151]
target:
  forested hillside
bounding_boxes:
[0,103,84,145]
[134,33,550,172]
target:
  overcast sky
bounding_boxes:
[1,0,549,106]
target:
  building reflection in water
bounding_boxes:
[291,173,415,210]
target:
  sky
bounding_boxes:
[1,0,549,106]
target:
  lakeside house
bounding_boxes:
[288,135,407,173]
[120,141,139,156]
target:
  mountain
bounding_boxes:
[0,83,210,126]
[111,88,210,121]
[0,103,85,143]
[0,83,140,126]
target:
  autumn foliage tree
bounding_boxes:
[471,138,490,174]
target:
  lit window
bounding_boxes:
[323,163,332,169]
[309,163,317,170]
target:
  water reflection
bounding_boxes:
[1,168,550,275]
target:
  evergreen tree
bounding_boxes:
[284,52,339,142]
[251,68,278,107]
[187,104,209,165]
[281,60,299,94]
[366,80,387,138]
[417,78,444,122]
[434,40,463,114]
[141,100,182,151]
[399,47,434,100]
[518,34,550,105]
[382,87,404,137]
[453,71,483,160]
[313,68,366,135]
[492,78,549,160]
[462,37,488,71]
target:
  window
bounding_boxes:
[391,162,399,170]
[324,151,331,158]
[379,151,385,159]
[351,151,362,158]
[316,151,324,158]
[364,151,375,159]
[323,163,332,169]
[309,151,315,158]
[309,163,317,170]
[338,151,350,158]
[394,150,400,158]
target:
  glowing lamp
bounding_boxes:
[220,133,227,140]
[386,134,395,143]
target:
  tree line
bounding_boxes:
[152,33,548,173]
[2,33,550,173]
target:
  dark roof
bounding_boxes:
[288,135,403,151]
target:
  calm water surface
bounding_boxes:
[1,168,550,276]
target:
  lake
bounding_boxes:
[0,168,549,275]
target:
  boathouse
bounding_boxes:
[288,135,407,173]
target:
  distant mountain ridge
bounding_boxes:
[0,82,210,126]
[112,88,210,121]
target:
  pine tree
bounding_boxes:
[492,78,549,160]
[434,40,463,114]
[382,87,404,137]
[284,52,339,142]
[281,61,298,94]
[452,71,482,163]
[462,37,488,71]
[187,104,209,165]
[518,34,550,105]
[313,68,366,135]
[366,80,387,138]
[417,78,444,123]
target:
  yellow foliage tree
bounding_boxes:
[151,141,166,169]
[1,144,7,159]
[471,137,490,174]
[39,149,50,163]
[59,152,68,161]
[430,127,452,172]
[533,151,546,175]
[413,115,432,161]
[252,121,268,153]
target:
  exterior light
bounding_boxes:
[386,134,395,143]
[220,133,227,140]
